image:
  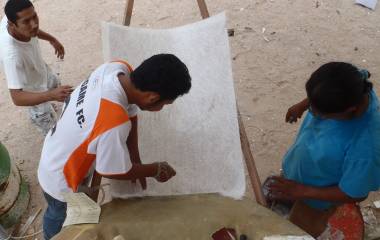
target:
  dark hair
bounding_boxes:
[131,54,192,100]
[4,0,33,23]
[306,62,372,114]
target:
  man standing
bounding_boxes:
[38,54,192,239]
[0,0,73,135]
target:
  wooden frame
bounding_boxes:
[123,0,211,26]
[123,0,134,26]
[91,0,267,207]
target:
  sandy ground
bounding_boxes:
[1,0,380,238]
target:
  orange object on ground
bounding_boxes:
[288,201,364,239]
[328,203,364,240]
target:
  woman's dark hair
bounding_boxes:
[306,62,372,114]
[5,0,33,24]
[131,54,191,100]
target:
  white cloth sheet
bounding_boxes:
[101,13,246,199]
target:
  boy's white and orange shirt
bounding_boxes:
[38,61,138,201]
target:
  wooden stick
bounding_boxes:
[238,110,267,207]
[197,0,210,19]
[123,0,134,26]
[89,171,102,202]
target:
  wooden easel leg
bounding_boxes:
[123,0,135,26]
[238,110,267,207]
[196,0,210,19]
[89,171,102,202]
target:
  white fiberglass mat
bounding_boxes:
[102,13,245,199]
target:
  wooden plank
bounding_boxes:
[238,110,267,207]
[197,0,210,19]
[123,0,134,26]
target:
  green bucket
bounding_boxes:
[0,142,30,229]
[0,142,11,188]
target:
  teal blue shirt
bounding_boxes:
[283,90,380,209]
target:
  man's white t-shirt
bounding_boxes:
[38,61,138,201]
[0,16,48,91]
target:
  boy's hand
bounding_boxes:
[50,38,65,59]
[267,176,306,201]
[154,162,176,182]
[48,85,73,102]
[285,101,308,123]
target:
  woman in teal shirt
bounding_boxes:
[268,62,380,237]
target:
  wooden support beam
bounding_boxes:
[123,0,134,26]
[238,110,267,207]
[197,0,210,19]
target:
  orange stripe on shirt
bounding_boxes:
[111,60,134,72]
[63,98,130,191]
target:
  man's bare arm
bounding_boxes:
[99,162,176,183]
[37,30,65,59]
[100,163,158,180]
[127,116,140,164]
[10,85,73,106]
[126,116,148,189]
[37,29,56,42]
